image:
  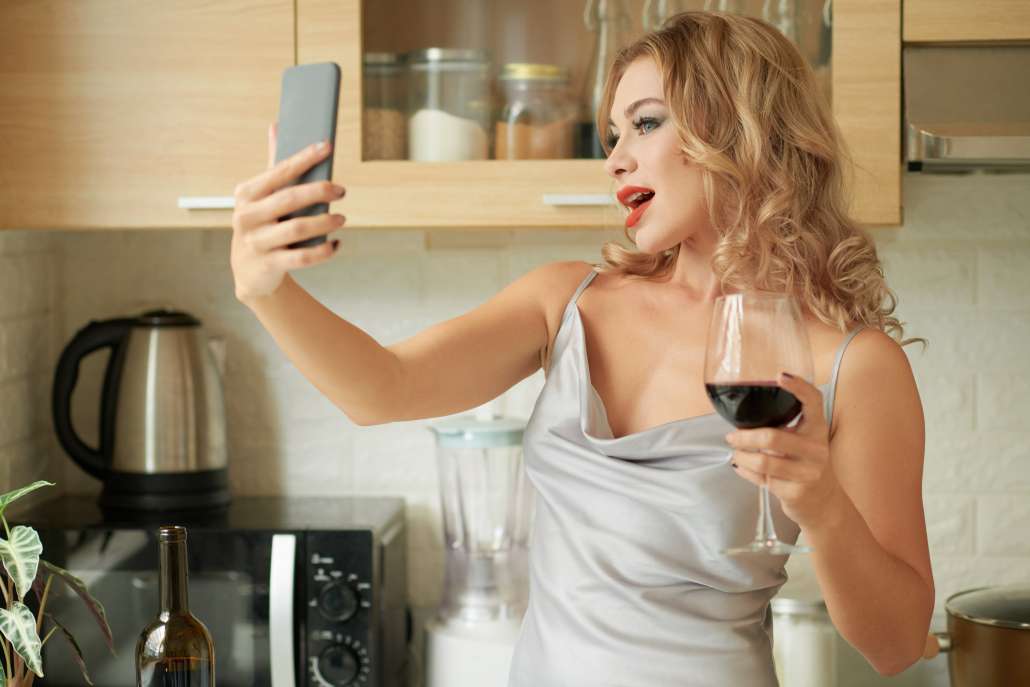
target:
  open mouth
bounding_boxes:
[625,190,655,209]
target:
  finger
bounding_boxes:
[730,460,766,487]
[237,139,334,203]
[270,237,341,271]
[247,180,344,228]
[732,447,820,483]
[266,121,278,170]
[247,212,345,253]
[726,428,814,460]
[778,372,827,429]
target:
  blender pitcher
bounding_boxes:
[424,411,533,687]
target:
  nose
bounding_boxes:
[603,137,636,179]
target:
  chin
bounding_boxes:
[632,224,683,255]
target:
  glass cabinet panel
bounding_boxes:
[360,0,833,163]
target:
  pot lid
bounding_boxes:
[135,309,200,327]
[428,414,525,449]
[946,584,1030,630]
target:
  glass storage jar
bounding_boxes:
[406,48,491,161]
[771,594,839,687]
[495,63,575,160]
[363,52,406,160]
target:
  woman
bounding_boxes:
[231,11,933,686]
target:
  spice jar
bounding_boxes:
[363,52,406,160]
[406,48,491,161]
[495,63,575,160]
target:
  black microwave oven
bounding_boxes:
[13,495,408,687]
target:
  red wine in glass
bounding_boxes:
[704,382,802,430]
[704,293,815,556]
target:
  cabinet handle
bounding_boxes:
[542,193,615,206]
[177,196,236,210]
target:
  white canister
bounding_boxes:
[771,595,839,687]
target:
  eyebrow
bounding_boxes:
[608,97,666,126]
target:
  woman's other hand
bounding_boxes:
[724,372,843,529]
[230,122,346,304]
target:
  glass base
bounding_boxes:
[722,538,813,556]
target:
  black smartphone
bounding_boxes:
[274,62,341,248]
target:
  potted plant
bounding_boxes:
[0,481,114,686]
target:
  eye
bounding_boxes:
[633,116,661,134]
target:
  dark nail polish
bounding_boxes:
[731,462,739,469]
[781,372,794,379]
[331,239,340,251]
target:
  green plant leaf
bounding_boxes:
[0,481,54,514]
[0,526,42,601]
[45,613,93,686]
[0,656,5,687]
[0,601,43,677]
[36,561,114,654]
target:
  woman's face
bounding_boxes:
[604,57,712,254]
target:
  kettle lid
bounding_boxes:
[135,309,201,327]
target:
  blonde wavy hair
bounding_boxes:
[597,11,914,343]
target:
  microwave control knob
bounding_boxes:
[317,580,359,622]
[316,644,360,686]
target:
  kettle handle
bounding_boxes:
[51,318,134,480]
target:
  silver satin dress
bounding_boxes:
[508,269,864,687]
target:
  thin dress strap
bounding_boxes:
[824,327,866,426]
[542,268,599,377]
[569,268,599,306]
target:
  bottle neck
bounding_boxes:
[159,538,190,614]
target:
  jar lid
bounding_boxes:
[428,415,526,449]
[770,596,828,616]
[499,63,569,83]
[406,48,489,65]
[946,584,1030,630]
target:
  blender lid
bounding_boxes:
[428,415,526,448]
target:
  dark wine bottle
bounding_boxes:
[136,526,215,687]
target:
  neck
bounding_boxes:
[665,234,721,303]
[159,539,189,614]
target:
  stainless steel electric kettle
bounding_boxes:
[52,310,229,511]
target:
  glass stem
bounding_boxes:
[756,484,780,543]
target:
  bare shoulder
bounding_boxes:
[515,260,597,319]
[833,327,923,434]
[514,260,597,368]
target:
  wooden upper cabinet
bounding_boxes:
[0,0,903,230]
[0,0,293,230]
[904,0,1030,43]
[300,0,902,229]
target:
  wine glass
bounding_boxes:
[704,292,815,555]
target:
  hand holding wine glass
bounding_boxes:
[704,292,816,555]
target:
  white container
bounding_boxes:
[771,594,838,687]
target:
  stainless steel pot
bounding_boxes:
[924,584,1030,686]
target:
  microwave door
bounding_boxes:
[37,529,291,687]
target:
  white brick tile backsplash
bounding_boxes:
[979,243,1030,308]
[0,315,50,380]
[977,495,1030,555]
[929,554,1030,613]
[886,173,1030,243]
[925,430,1030,493]
[880,243,976,308]
[978,370,1030,431]
[0,253,51,319]
[913,369,976,432]
[924,494,975,555]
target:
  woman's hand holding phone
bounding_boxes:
[230,122,346,305]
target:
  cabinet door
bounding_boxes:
[0,0,293,230]
[300,0,901,230]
